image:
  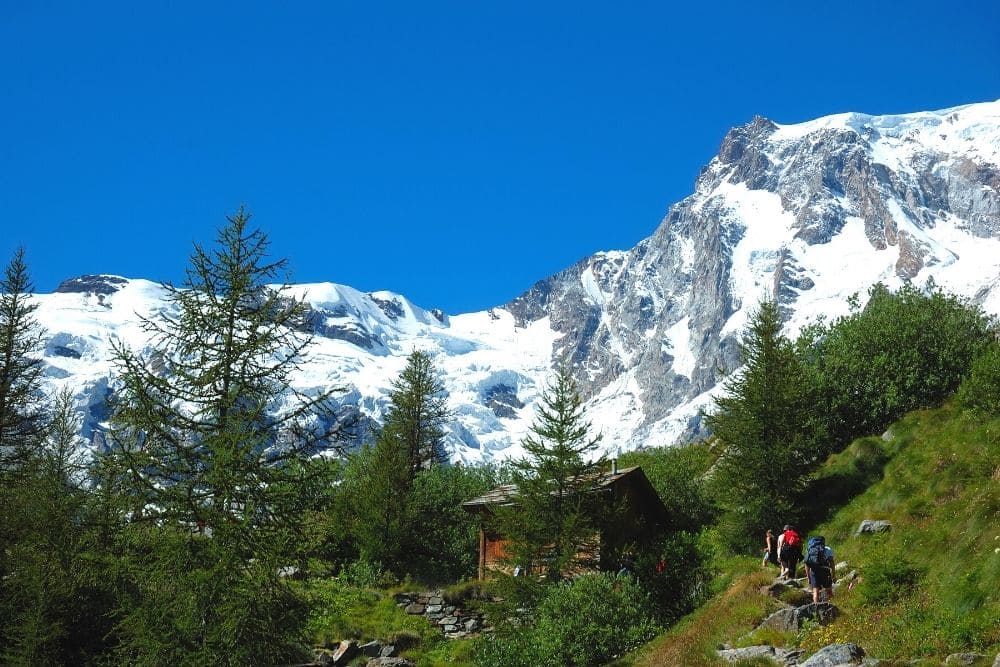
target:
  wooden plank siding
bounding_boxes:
[462,465,668,580]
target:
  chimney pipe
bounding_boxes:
[611,458,618,475]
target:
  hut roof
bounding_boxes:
[462,465,668,524]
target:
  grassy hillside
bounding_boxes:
[629,404,1000,665]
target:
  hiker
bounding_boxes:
[804,535,835,603]
[761,529,779,568]
[618,551,636,577]
[777,524,802,579]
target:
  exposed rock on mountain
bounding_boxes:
[504,99,1000,447]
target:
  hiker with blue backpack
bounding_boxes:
[804,535,836,603]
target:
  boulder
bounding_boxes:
[945,654,986,666]
[379,645,397,658]
[856,520,892,535]
[360,641,384,657]
[330,640,358,665]
[800,642,866,666]
[835,561,849,572]
[758,603,838,632]
[366,659,415,667]
[403,603,426,615]
[717,646,804,664]
[758,608,799,632]
[835,570,858,589]
[763,582,791,597]
[717,646,781,663]
[312,648,336,665]
[994,652,1000,667]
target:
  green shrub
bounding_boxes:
[476,573,659,667]
[635,531,715,622]
[619,444,719,533]
[338,559,398,589]
[857,557,923,606]
[805,283,994,446]
[956,342,1000,415]
[474,630,546,667]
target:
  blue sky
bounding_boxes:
[2,2,998,314]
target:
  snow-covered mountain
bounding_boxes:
[35,100,1000,463]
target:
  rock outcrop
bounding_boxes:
[855,520,892,535]
[798,642,866,666]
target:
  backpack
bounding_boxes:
[783,529,801,549]
[804,536,828,569]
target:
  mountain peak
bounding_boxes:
[55,274,129,295]
[30,101,1000,464]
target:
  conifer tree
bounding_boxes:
[343,426,411,572]
[345,350,448,574]
[384,349,449,476]
[498,366,605,580]
[0,248,46,472]
[108,208,342,665]
[44,387,86,483]
[705,299,824,550]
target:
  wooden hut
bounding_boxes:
[461,462,668,579]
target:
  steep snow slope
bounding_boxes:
[38,276,560,463]
[33,100,1000,462]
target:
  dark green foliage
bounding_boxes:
[476,573,659,667]
[805,283,994,445]
[956,341,1000,415]
[386,349,450,476]
[857,553,923,606]
[795,437,891,529]
[0,392,119,665]
[405,463,498,582]
[494,366,606,580]
[0,248,46,471]
[108,209,338,663]
[343,445,500,581]
[619,444,718,533]
[296,460,358,574]
[344,350,456,576]
[706,300,826,551]
[0,253,115,664]
[342,433,412,573]
[633,531,715,622]
[111,528,308,667]
[0,459,117,665]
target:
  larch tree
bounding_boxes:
[0,248,46,473]
[497,366,606,581]
[108,207,343,665]
[384,349,449,477]
[346,349,449,574]
[705,299,824,551]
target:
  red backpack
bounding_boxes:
[783,530,801,548]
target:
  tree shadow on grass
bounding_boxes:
[795,438,890,530]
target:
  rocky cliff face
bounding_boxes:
[31,100,1000,462]
[504,100,1000,446]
